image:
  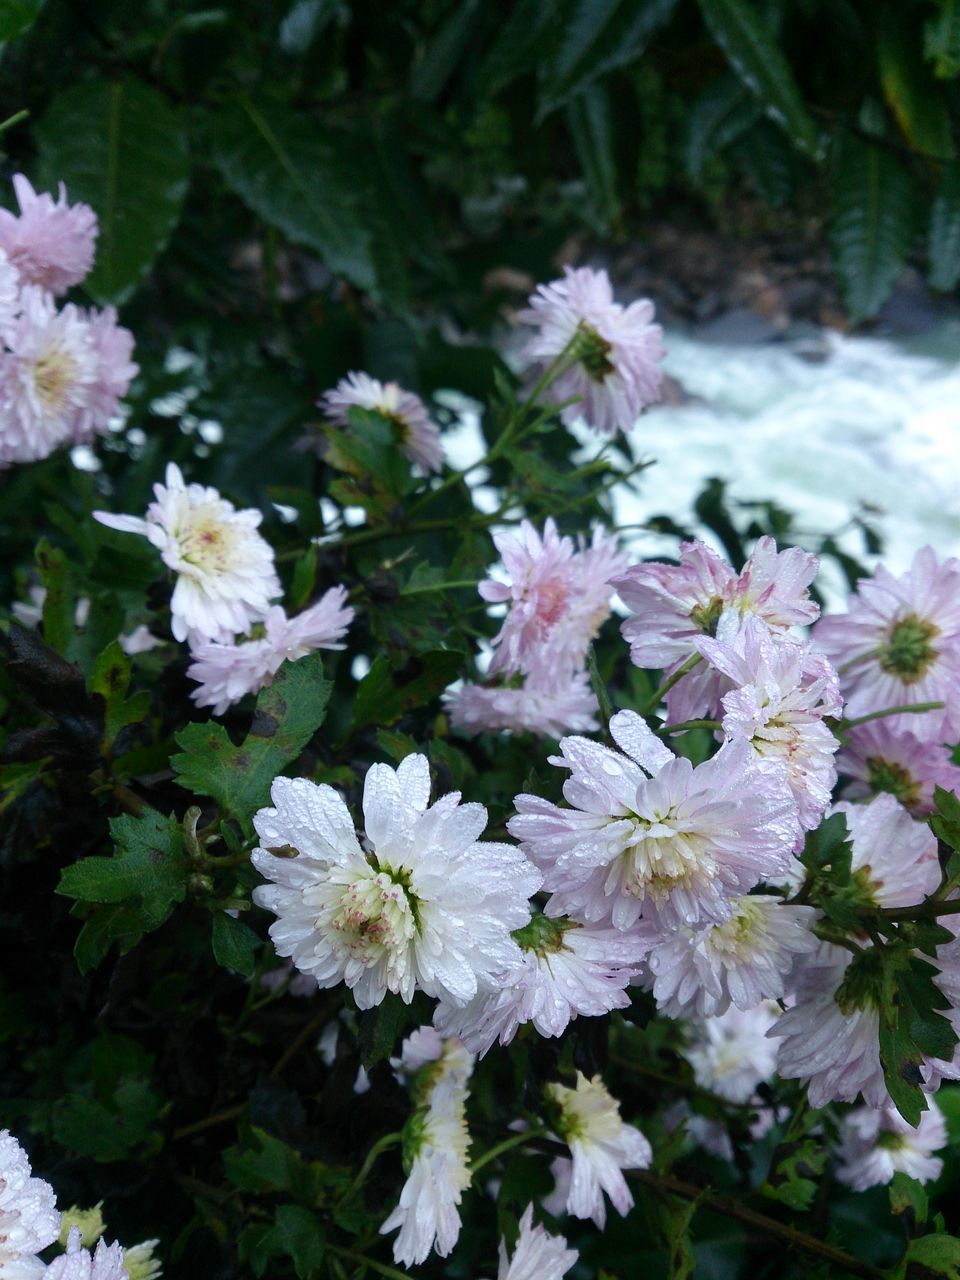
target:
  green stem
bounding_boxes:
[880,897,960,922]
[587,645,615,729]
[330,1246,414,1280]
[641,654,702,716]
[657,718,722,736]
[338,1132,402,1207]
[469,1126,545,1176]
[836,701,945,731]
[0,108,28,134]
[399,579,482,598]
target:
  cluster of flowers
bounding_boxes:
[0,1128,160,1279]
[0,175,137,467]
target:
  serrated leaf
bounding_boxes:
[890,1171,929,1229]
[210,97,375,292]
[566,84,620,231]
[925,0,960,79]
[0,759,49,812]
[274,1204,326,1274]
[684,72,762,182]
[929,164,960,291]
[879,1021,927,1126]
[35,79,189,303]
[35,538,74,655]
[830,136,917,322]
[172,652,331,826]
[88,640,150,750]
[697,0,820,157]
[212,912,261,978]
[762,1136,825,1211]
[877,3,955,161]
[351,649,465,732]
[902,1233,960,1279]
[0,0,42,41]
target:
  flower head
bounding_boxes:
[683,1002,781,1102]
[497,1205,577,1280]
[94,463,281,643]
[836,793,940,910]
[434,913,647,1055]
[43,1228,127,1280]
[186,587,354,713]
[72,307,138,443]
[518,266,664,435]
[545,1072,651,1228]
[0,175,97,295]
[446,664,598,739]
[835,1101,946,1191]
[509,709,799,931]
[322,371,443,472]
[815,546,960,741]
[0,1128,60,1279]
[838,721,960,816]
[644,895,818,1020]
[252,755,541,1010]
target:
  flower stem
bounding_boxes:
[0,108,28,134]
[880,898,960,922]
[657,718,722,736]
[338,1132,402,1206]
[469,1126,545,1176]
[836,700,945,731]
[330,1246,414,1280]
[398,579,482,598]
[641,653,702,716]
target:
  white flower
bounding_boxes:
[836,1101,946,1191]
[0,1129,60,1279]
[497,1205,577,1280]
[545,1072,651,1228]
[644,895,818,1020]
[252,755,542,1009]
[835,793,941,910]
[381,1029,475,1267]
[518,266,664,436]
[769,942,888,1108]
[509,709,799,932]
[186,588,354,713]
[434,913,647,1055]
[683,1003,781,1103]
[322,371,443,472]
[94,463,281,643]
[696,615,842,831]
[122,1239,161,1280]
[446,664,598,740]
[42,1229,128,1280]
[0,286,96,466]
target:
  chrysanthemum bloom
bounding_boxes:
[0,286,96,465]
[816,546,960,741]
[322,371,443,472]
[480,519,628,676]
[838,721,960,816]
[0,175,97,295]
[94,463,281,643]
[496,1205,577,1280]
[835,1100,946,1191]
[186,588,354,713]
[71,307,138,443]
[835,793,941,910]
[517,266,664,436]
[545,1072,651,1229]
[509,709,798,931]
[252,755,541,1009]
[0,247,20,330]
[770,941,889,1107]
[683,1002,781,1102]
[697,616,842,830]
[446,663,598,739]
[0,1129,60,1278]
[643,894,818,1020]
[612,536,820,722]
[122,1239,162,1280]
[381,1028,474,1267]
[433,912,647,1055]
[43,1228,127,1280]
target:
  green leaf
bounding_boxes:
[762,1135,825,1211]
[890,1171,929,1230]
[210,97,375,293]
[830,136,917,322]
[539,0,679,115]
[58,807,189,929]
[274,1204,326,1275]
[925,0,960,79]
[357,992,431,1068]
[51,1080,161,1162]
[684,73,762,182]
[879,1020,927,1127]
[212,912,261,978]
[877,3,955,161]
[566,85,620,231]
[474,0,565,98]
[696,0,820,156]
[35,538,74,656]
[902,1234,960,1279]
[409,0,484,101]
[172,652,332,825]
[351,649,465,732]
[0,0,42,42]
[929,164,960,291]
[35,79,189,303]
[88,641,150,750]
[0,759,49,812]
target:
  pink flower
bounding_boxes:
[44,1229,127,1280]
[835,793,940,910]
[815,546,960,742]
[838,722,960,816]
[508,709,799,931]
[322,371,443,472]
[481,519,628,676]
[613,536,820,721]
[187,588,354,713]
[684,1003,781,1102]
[836,1101,946,1190]
[697,615,842,830]
[71,306,138,442]
[518,265,664,435]
[0,175,97,295]
[445,665,598,739]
